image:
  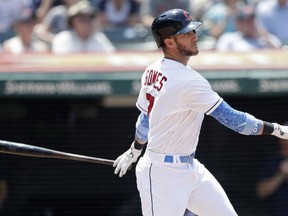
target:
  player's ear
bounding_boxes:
[163,37,176,48]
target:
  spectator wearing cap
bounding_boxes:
[51,0,116,53]
[215,4,282,51]
[2,7,49,54]
[255,0,288,46]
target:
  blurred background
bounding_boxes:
[0,0,287,215]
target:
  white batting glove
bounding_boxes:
[272,123,288,140]
[113,143,142,177]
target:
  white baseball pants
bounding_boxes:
[135,150,238,216]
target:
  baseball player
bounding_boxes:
[113,8,288,216]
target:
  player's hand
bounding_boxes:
[272,123,288,140]
[113,143,142,177]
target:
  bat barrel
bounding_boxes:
[0,140,114,166]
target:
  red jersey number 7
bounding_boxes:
[146,93,155,116]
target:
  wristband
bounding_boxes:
[133,140,146,150]
[262,121,275,135]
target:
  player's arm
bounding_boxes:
[114,113,149,177]
[208,100,288,139]
[135,112,149,145]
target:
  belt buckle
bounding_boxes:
[187,153,195,163]
[187,155,192,163]
[180,154,194,163]
[179,155,188,163]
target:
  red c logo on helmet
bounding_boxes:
[183,11,192,21]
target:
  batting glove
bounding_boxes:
[113,143,142,177]
[272,123,288,140]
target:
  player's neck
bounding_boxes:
[163,52,189,66]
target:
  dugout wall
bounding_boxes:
[0,97,287,216]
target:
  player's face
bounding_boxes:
[173,30,199,56]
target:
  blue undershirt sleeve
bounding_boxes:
[209,100,263,135]
[135,112,149,143]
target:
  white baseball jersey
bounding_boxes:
[136,58,222,155]
[135,58,237,216]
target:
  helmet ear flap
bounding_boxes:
[152,24,181,48]
[152,30,163,48]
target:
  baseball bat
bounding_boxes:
[0,140,114,166]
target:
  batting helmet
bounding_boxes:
[151,9,202,48]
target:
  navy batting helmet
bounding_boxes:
[151,9,202,48]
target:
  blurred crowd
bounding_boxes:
[0,0,287,54]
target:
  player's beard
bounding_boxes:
[175,40,199,56]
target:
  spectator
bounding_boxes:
[0,0,28,43]
[201,0,245,47]
[98,0,140,28]
[256,122,288,216]
[34,0,81,47]
[139,0,192,27]
[52,0,116,53]
[215,5,282,51]
[2,7,49,54]
[255,0,288,46]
